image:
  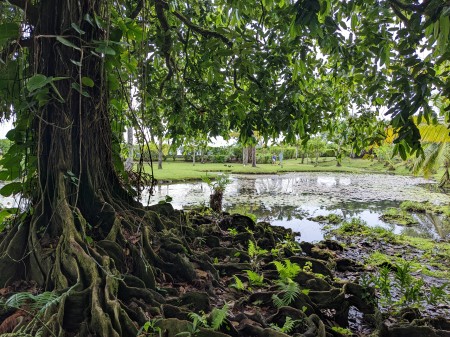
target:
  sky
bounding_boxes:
[0,120,13,139]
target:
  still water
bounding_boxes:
[145,173,450,242]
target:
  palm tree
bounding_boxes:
[412,123,450,187]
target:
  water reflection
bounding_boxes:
[145,173,450,243]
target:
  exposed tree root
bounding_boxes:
[1,203,450,337]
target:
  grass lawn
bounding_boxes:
[139,157,413,182]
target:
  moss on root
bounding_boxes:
[1,204,449,337]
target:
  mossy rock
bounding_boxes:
[179,291,211,312]
[289,256,333,278]
[319,239,344,251]
[343,282,376,314]
[215,262,252,276]
[335,258,364,272]
[218,214,256,231]
[310,246,334,261]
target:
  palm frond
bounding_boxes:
[418,123,450,143]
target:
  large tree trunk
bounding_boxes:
[0,2,186,336]
[242,146,248,165]
[251,146,256,167]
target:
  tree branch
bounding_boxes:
[2,0,38,24]
[130,0,143,19]
[388,0,431,13]
[157,0,232,48]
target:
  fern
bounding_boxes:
[246,270,265,286]
[248,241,257,258]
[35,292,62,314]
[273,259,301,281]
[270,316,297,333]
[210,303,229,330]
[188,311,208,329]
[230,275,245,290]
[4,292,34,309]
[248,241,268,259]
[272,280,304,307]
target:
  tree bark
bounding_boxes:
[158,136,163,169]
[251,146,256,167]
[0,2,155,336]
[242,146,248,165]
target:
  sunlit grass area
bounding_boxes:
[138,157,412,182]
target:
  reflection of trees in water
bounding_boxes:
[411,213,450,240]
[234,178,258,195]
[226,203,308,222]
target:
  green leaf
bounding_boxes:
[27,74,49,91]
[56,36,81,51]
[0,182,22,197]
[0,23,19,40]
[71,23,85,35]
[81,76,95,87]
[94,44,116,55]
[71,82,91,97]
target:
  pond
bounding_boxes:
[145,172,450,242]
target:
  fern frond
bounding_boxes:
[230,275,245,290]
[248,241,257,258]
[188,312,207,328]
[210,303,229,330]
[34,292,61,314]
[273,259,301,281]
[281,281,300,305]
[271,294,285,308]
[4,292,34,309]
[246,270,265,286]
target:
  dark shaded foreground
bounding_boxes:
[0,203,448,337]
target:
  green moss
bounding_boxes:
[400,201,427,213]
[335,218,368,235]
[309,213,343,224]
[380,208,417,226]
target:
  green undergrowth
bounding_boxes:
[400,200,450,217]
[334,218,450,279]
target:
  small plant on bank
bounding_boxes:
[138,318,163,337]
[228,227,238,236]
[272,280,303,307]
[248,241,268,268]
[245,270,265,287]
[426,283,449,305]
[273,259,301,281]
[202,174,230,213]
[184,303,229,336]
[230,275,246,291]
[270,316,300,334]
[335,217,368,235]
